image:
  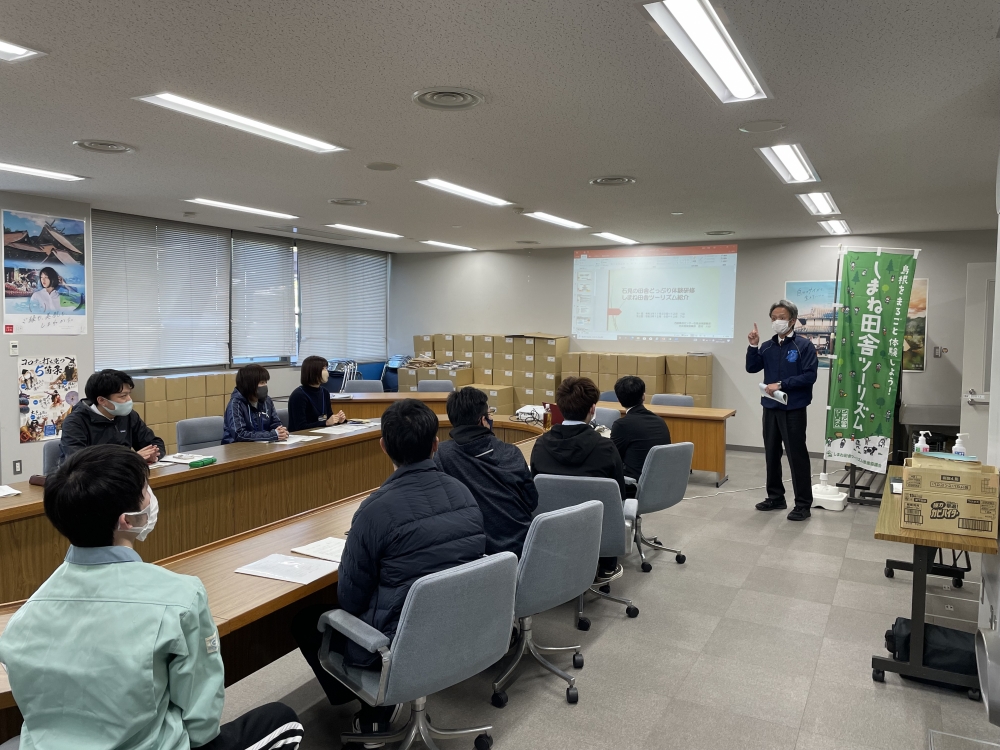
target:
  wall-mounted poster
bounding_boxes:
[784,280,837,369]
[18,355,78,442]
[3,210,87,335]
[902,278,928,371]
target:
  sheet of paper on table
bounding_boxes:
[291,536,347,563]
[283,434,323,444]
[235,553,338,585]
[0,485,21,498]
[161,453,212,465]
[312,424,370,436]
[148,462,173,470]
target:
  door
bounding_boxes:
[960,262,996,460]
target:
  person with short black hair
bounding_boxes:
[292,399,485,738]
[60,368,165,464]
[223,364,288,443]
[0,445,304,750]
[434,387,538,556]
[610,375,672,487]
[287,355,347,432]
[30,266,62,313]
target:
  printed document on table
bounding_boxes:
[235,554,338,585]
[291,536,347,563]
[161,453,211,465]
[283,434,323,444]
[148,462,172,470]
[312,424,369,435]
[758,383,789,405]
[0,485,21,498]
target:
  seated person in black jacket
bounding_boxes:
[60,369,165,464]
[292,399,486,738]
[434,386,538,556]
[530,376,626,578]
[287,355,347,432]
[610,375,672,494]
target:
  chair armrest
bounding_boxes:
[318,609,390,654]
[624,476,638,486]
[623,498,638,525]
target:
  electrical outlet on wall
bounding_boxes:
[13,460,22,475]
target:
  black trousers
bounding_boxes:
[198,702,302,750]
[762,407,813,509]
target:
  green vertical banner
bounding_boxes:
[824,251,916,472]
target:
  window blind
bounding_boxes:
[92,211,231,370]
[297,240,388,362]
[231,231,296,361]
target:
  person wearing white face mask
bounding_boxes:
[60,369,165,465]
[746,299,819,521]
[287,356,347,432]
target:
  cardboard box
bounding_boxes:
[145,400,168,425]
[457,350,475,361]
[224,372,237,392]
[164,376,187,401]
[184,375,206,398]
[538,372,560,389]
[205,395,225,417]
[131,376,166,403]
[539,389,556,403]
[473,351,494,369]
[691,394,711,408]
[597,354,617,374]
[473,368,493,384]
[617,355,638,375]
[514,387,537,407]
[398,368,418,388]
[478,385,514,411]
[133,402,145,422]
[598,372,618,391]
[166,399,187,423]
[903,456,1000,499]
[161,422,178,445]
[167,443,178,456]
[666,374,687,393]
[514,371,535,390]
[148,423,167,445]
[416,368,439,382]
[665,355,687,375]
[579,372,599,385]
[456,334,475,349]
[514,354,535,371]
[635,355,665,376]
[901,488,999,538]
[474,335,495,352]
[495,337,515,354]
[413,334,433,353]
[494,370,514,386]
[399,384,419,393]
[535,355,560,374]
[444,368,474,387]
[416,349,435,359]
[562,352,581,371]
[685,374,713,395]
[579,352,600,372]
[686,353,714,376]
[224,393,231,409]
[433,333,454,351]
[434,350,455,362]
[533,336,569,359]
[205,373,226,396]
[186,397,206,419]
[639,375,665,394]
[496,352,515,368]
[514,337,536,355]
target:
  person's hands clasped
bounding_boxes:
[137,445,160,464]
[748,322,760,346]
[325,410,347,426]
[764,383,781,396]
[275,426,289,441]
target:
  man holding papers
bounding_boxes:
[746,299,819,521]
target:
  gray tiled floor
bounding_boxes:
[221,450,998,749]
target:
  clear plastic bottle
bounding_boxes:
[952,433,968,456]
[914,430,931,453]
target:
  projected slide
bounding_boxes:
[572,244,737,342]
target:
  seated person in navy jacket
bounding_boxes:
[287,355,347,432]
[609,375,671,492]
[222,364,288,443]
[292,398,486,738]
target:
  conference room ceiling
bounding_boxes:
[0,0,998,254]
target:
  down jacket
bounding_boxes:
[337,459,486,668]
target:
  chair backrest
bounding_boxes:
[176,416,225,452]
[533,474,627,557]
[344,379,384,393]
[277,407,289,427]
[384,552,517,705]
[417,380,455,392]
[636,442,694,514]
[514,501,603,619]
[43,440,63,475]
[594,406,621,429]
[651,393,694,407]
[599,390,618,404]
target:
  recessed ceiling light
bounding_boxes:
[756,144,820,183]
[421,240,477,251]
[796,192,840,216]
[329,198,368,206]
[739,120,786,133]
[642,0,767,103]
[412,87,485,111]
[589,176,636,186]
[327,223,402,238]
[0,39,44,63]
[524,212,589,229]
[593,232,639,245]
[416,178,511,206]
[367,162,398,171]
[705,230,735,235]
[136,93,344,153]
[819,219,851,235]
[671,212,685,216]
[73,140,135,154]
[516,240,539,245]
[0,162,85,181]
[185,198,298,219]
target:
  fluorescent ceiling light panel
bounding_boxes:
[327,223,402,238]
[524,212,590,229]
[756,144,820,183]
[421,240,476,251]
[0,162,85,181]
[186,198,298,219]
[643,0,766,103]
[592,232,639,245]
[136,93,344,153]
[796,192,840,216]
[819,219,851,235]
[415,179,511,206]
[0,40,45,62]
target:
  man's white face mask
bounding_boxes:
[120,486,158,542]
[771,319,791,336]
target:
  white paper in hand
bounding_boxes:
[759,382,789,405]
[292,536,347,563]
[235,554,338,585]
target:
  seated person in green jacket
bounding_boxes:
[0,445,304,750]
[60,368,165,464]
[287,355,347,432]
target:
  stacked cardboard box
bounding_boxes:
[511,335,568,408]
[468,383,515,413]
[901,455,1000,539]
[131,371,235,455]
[560,352,713,407]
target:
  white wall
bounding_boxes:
[388,230,996,451]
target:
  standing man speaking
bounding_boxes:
[746,299,819,520]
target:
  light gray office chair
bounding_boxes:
[593,406,621,429]
[599,390,618,403]
[318,553,517,750]
[416,380,454,393]
[176,416,225,452]
[492,501,603,707]
[534,475,638,629]
[43,439,63,475]
[344,379,385,393]
[651,393,694,407]
[277,407,289,427]
[633,442,694,571]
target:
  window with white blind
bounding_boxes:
[297,240,388,362]
[230,232,297,362]
[92,211,231,370]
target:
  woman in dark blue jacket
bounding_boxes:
[222,364,287,443]
[287,356,346,432]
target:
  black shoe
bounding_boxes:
[593,569,616,585]
[353,704,403,748]
[755,498,788,511]
[787,507,811,521]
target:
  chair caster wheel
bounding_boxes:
[566,686,579,704]
[872,669,885,683]
[641,562,652,573]
[652,537,661,544]
[475,732,494,750]
[573,652,584,669]
[626,605,639,618]
[599,584,611,594]
[675,554,686,564]
[953,577,964,589]
[490,691,507,709]
[577,617,591,631]
[884,567,894,578]
[970,688,982,702]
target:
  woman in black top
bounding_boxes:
[288,356,347,432]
